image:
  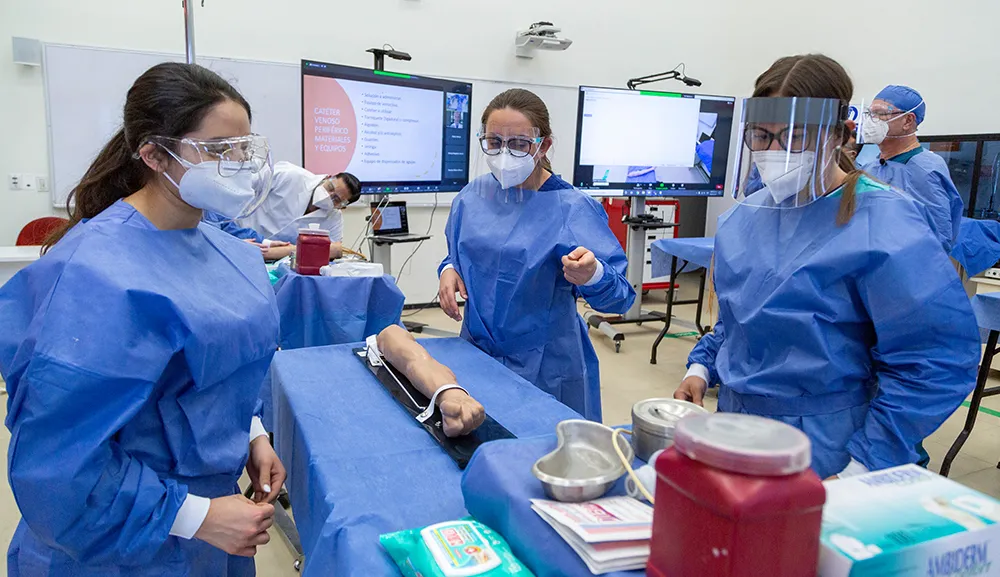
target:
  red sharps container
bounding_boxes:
[295,223,331,276]
[648,413,826,577]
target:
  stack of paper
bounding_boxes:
[531,496,654,574]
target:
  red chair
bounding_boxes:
[16,217,69,246]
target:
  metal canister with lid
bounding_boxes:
[630,398,708,462]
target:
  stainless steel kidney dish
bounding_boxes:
[532,420,633,503]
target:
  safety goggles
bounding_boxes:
[478,127,543,158]
[148,134,271,176]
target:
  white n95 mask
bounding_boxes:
[487,152,537,190]
[164,158,256,219]
[753,151,816,204]
[311,183,335,212]
[861,117,890,145]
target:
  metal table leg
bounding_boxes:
[650,256,678,365]
[941,330,1000,477]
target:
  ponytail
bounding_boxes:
[834,134,865,227]
[44,129,145,251]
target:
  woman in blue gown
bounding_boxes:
[674,55,980,480]
[1,63,285,576]
[438,89,635,421]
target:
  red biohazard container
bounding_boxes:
[648,413,826,577]
[295,223,331,276]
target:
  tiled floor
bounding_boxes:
[0,273,998,575]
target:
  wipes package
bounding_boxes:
[380,517,534,577]
[820,465,1000,577]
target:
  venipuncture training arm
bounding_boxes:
[376,325,485,437]
[847,215,981,471]
[686,319,725,387]
[568,197,636,314]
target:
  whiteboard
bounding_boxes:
[43,44,300,207]
[42,44,581,210]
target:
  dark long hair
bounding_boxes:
[752,54,862,225]
[44,62,251,250]
[481,89,554,173]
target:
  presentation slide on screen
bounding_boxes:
[580,92,702,170]
[303,76,443,181]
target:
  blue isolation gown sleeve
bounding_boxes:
[686,319,725,386]
[908,156,964,252]
[203,211,264,242]
[846,210,980,471]
[567,196,636,314]
[3,257,187,564]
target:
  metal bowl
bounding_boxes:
[532,420,634,503]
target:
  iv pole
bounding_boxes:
[183,0,198,64]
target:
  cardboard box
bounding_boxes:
[820,465,1000,577]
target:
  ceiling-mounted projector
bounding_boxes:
[515,22,573,58]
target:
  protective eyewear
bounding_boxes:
[148,134,271,177]
[864,108,912,122]
[479,135,543,158]
[743,126,814,153]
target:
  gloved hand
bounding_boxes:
[562,247,598,286]
[195,494,274,557]
[674,376,708,406]
[438,389,485,437]
[438,268,468,322]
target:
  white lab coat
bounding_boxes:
[240,161,344,244]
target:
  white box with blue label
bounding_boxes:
[819,465,1000,577]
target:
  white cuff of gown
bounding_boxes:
[441,263,455,275]
[582,260,605,287]
[250,416,268,443]
[169,494,211,539]
[837,458,870,479]
[684,363,711,384]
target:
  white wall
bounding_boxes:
[3,0,999,293]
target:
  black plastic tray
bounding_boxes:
[353,348,516,469]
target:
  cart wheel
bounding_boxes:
[294,559,302,572]
[615,342,622,353]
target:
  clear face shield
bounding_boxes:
[151,133,274,219]
[733,97,849,209]
[470,126,544,202]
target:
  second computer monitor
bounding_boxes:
[573,86,736,197]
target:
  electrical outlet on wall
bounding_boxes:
[9,173,23,190]
[22,176,36,191]
[36,175,50,192]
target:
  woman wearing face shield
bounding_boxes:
[673,54,979,480]
[438,89,635,422]
[238,163,362,261]
[0,63,285,575]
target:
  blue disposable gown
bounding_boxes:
[951,217,1000,277]
[1,201,280,576]
[203,210,264,243]
[863,149,964,252]
[688,177,979,479]
[440,174,635,421]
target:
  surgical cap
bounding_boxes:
[875,85,926,125]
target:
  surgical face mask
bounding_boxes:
[861,117,890,145]
[486,151,537,190]
[163,153,256,219]
[753,150,816,204]
[311,184,335,212]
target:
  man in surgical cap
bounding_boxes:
[861,85,964,252]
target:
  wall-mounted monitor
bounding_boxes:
[572,86,736,197]
[301,60,473,194]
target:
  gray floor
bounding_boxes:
[1,273,998,575]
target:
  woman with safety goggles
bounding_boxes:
[0,63,284,575]
[673,54,979,480]
[437,88,635,422]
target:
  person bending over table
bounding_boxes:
[376,325,485,437]
[240,162,361,261]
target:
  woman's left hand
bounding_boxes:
[246,436,286,504]
[562,247,598,286]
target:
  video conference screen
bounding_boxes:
[573,86,736,197]
[301,60,473,194]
